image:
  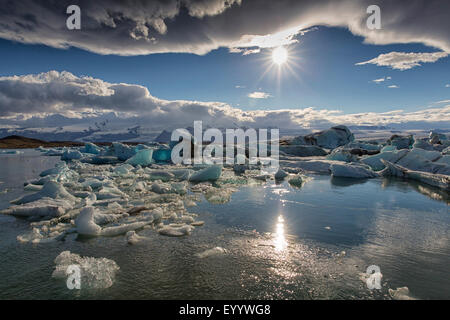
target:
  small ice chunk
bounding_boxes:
[125,231,147,245]
[288,175,304,187]
[113,164,134,176]
[388,287,416,300]
[195,247,226,258]
[274,168,288,180]
[158,224,194,237]
[75,207,102,236]
[52,251,119,289]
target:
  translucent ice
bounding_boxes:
[189,165,222,182]
[52,251,119,289]
[126,148,154,166]
[82,142,101,154]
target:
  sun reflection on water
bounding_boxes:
[274,215,287,251]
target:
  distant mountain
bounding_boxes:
[0,135,83,149]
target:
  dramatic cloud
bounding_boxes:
[0,0,449,56]
[248,91,272,99]
[0,71,449,132]
[356,52,448,70]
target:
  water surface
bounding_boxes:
[0,150,448,299]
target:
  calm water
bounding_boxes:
[0,150,448,299]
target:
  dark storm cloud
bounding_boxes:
[0,0,448,55]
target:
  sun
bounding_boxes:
[272,46,288,65]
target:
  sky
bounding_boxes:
[0,0,449,138]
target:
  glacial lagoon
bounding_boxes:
[0,150,448,299]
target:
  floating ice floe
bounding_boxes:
[195,247,226,258]
[330,163,378,179]
[388,286,416,300]
[189,165,222,182]
[380,160,450,191]
[125,230,148,244]
[11,181,76,205]
[158,224,194,237]
[1,198,73,217]
[52,251,119,289]
[75,207,151,237]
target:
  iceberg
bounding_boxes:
[153,147,172,162]
[126,148,154,166]
[330,163,378,179]
[380,160,450,191]
[189,165,222,182]
[360,149,408,171]
[75,207,102,236]
[75,206,150,236]
[112,142,137,161]
[82,142,101,154]
[61,149,83,160]
[292,125,354,149]
[52,251,119,289]
[11,181,76,205]
[387,134,414,149]
[0,198,72,217]
[326,147,358,162]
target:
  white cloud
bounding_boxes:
[388,85,399,88]
[373,78,386,83]
[248,91,272,99]
[0,1,449,56]
[356,52,448,70]
[0,71,449,131]
[434,99,450,104]
[235,85,245,88]
[446,84,450,88]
